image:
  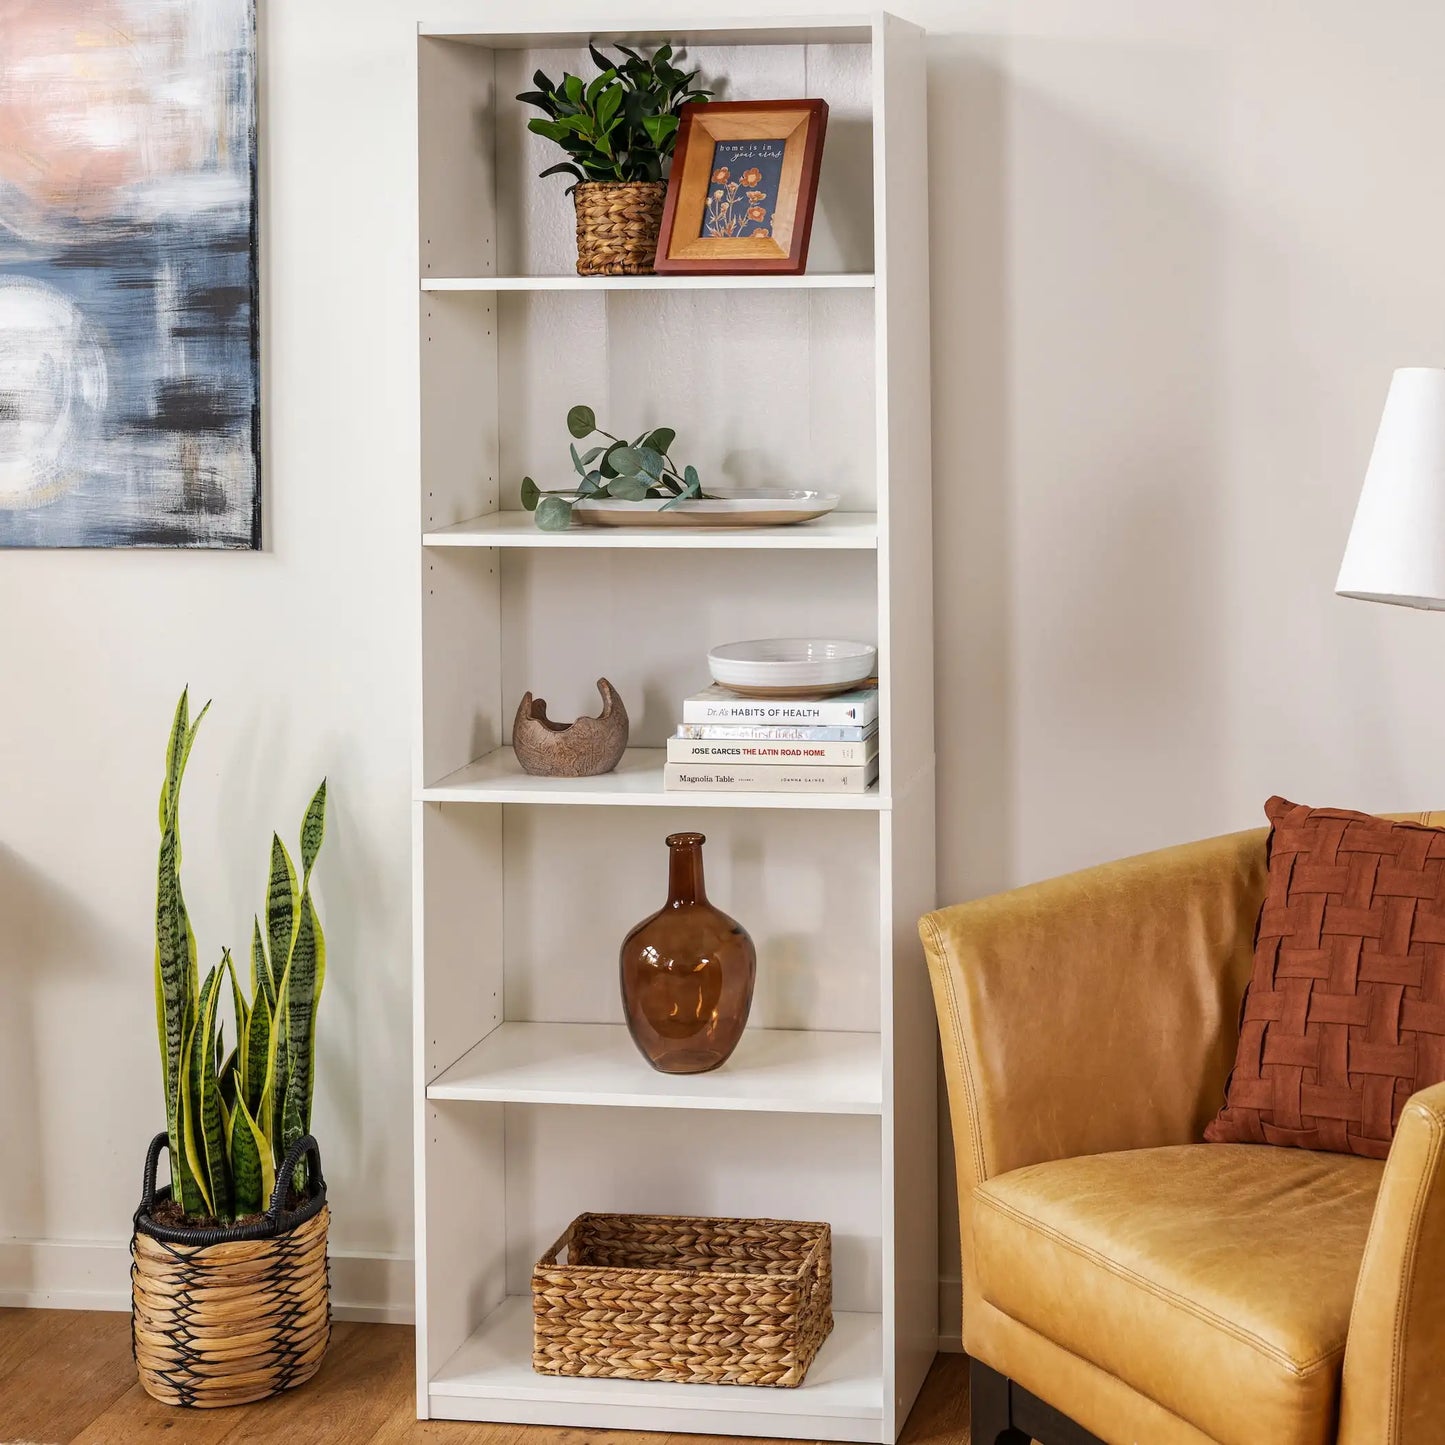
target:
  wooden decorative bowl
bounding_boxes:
[512,677,630,777]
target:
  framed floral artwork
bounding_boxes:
[654,100,829,275]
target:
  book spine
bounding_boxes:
[663,761,879,794]
[668,738,878,766]
[676,722,876,742]
[680,697,879,727]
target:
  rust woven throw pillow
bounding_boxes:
[1205,796,1445,1158]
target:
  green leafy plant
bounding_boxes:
[521,405,709,531]
[517,41,709,189]
[155,689,328,1223]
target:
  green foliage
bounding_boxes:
[153,690,328,1224]
[521,406,708,530]
[518,41,709,190]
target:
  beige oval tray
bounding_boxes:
[572,488,839,528]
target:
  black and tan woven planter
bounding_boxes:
[573,180,666,276]
[131,1131,331,1408]
[533,1212,833,1387]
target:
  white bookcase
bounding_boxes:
[412,13,935,1442]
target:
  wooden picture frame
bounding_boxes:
[654,100,829,275]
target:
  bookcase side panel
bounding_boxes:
[422,548,501,785]
[421,1099,507,1404]
[418,37,496,278]
[421,802,504,1083]
[873,16,934,803]
[414,799,507,1411]
[880,786,938,1438]
[422,291,500,530]
[803,40,875,275]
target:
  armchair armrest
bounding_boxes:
[921,827,1268,1311]
[1340,1080,1445,1445]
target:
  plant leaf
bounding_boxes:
[300,779,327,883]
[219,1043,239,1112]
[584,68,617,106]
[643,427,675,456]
[566,405,596,439]
[250,915,274,1012]
[526,118,571,144]
[636,446,665,479]
[588,41,615,71]
[196,966,232,1221]
[608,474,649,501]
[642,113,678,147]
[156,689,207,1206]
[534,496,573,531]
[263,966,289,1161]
[282,893,326,1158]
[266,835,299,997]
[223,947,248,1052]
[179,1018,212,1217]
[610,445,644,476]
[563,73,584,105]
[229,1092,272,1217]
[538,162,585,187]
[520,476,540,511]
[595,85,623,131]
[599,442,625,478]
[243,988,271,1117]
[684,464,700,491]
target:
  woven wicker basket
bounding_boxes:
[532,1212,833,1388]
[131,1131,331,1408]
[573,181,666,276]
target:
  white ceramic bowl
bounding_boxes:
[707,639,877,697]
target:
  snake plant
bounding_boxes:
[155,689,327,1222]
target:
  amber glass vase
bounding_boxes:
[620,833,756,1074]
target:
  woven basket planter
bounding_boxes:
[131,1131,331,1408]
[573,181,666,276]
[532,1212,833,1388]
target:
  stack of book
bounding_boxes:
[663,683,880,794]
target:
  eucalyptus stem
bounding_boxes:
[521,405,707,530]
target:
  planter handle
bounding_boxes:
[268,1134,325,1221]
[140,1131,171,1213]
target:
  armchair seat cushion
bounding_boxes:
[974,1144,1384,1445]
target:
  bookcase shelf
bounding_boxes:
[422,747,885,809]
[430,1296,885,1439]
[427,1022,882,1114]
[414,13,934,1441]
[422,273,876,292]
[422,510,879,550]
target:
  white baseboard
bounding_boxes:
[0,1238,414,1323]
[938,1275,963,1353]
[5,1239,953,1348]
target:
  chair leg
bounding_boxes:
[970,1358,1031,1445]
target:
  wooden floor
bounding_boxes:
[0,1311,971,1445]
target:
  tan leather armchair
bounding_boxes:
[921,822,1445,1445]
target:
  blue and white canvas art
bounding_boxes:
[0,0,259,548]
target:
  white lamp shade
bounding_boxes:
[1337,367,1445,609]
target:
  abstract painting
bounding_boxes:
[0,0,259,549]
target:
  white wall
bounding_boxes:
[7,0,1445,1335]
